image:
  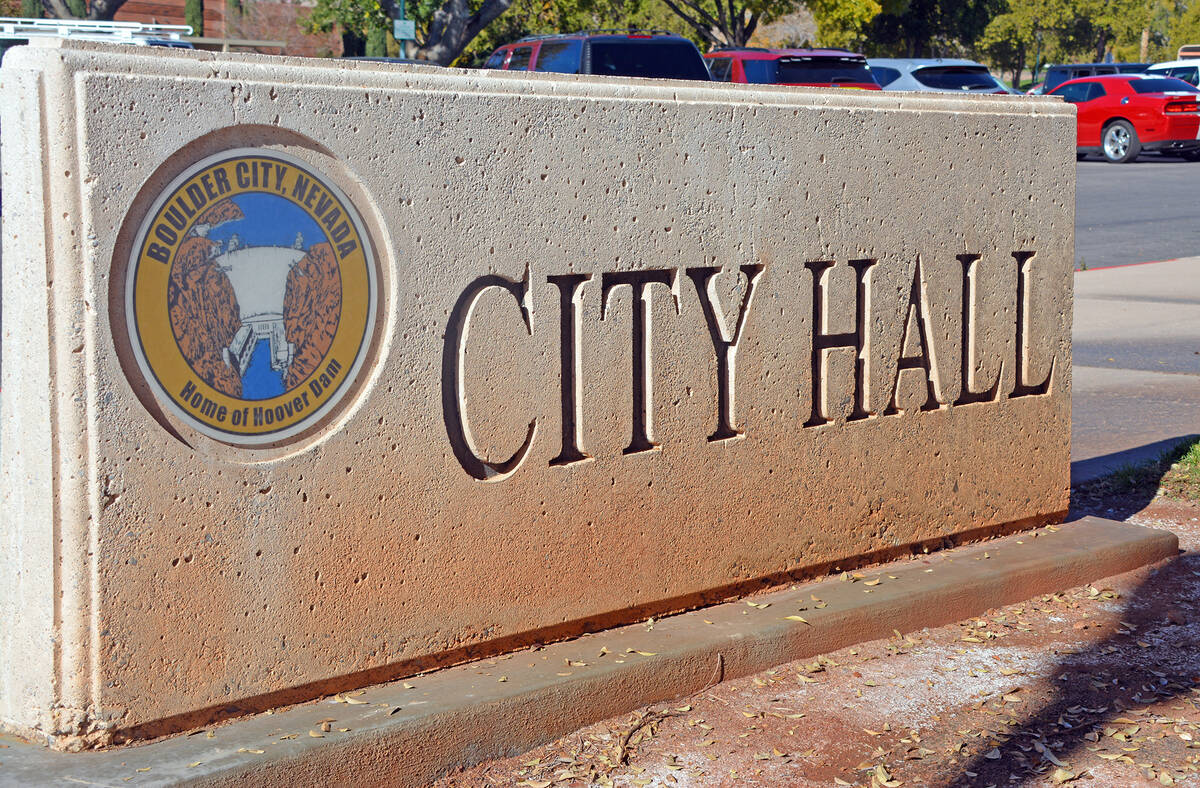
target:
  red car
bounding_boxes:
[704,48,881,90]
[1048,74,1200,162]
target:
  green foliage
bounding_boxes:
[304,0,390,42]
[1169,1,1200,55]
[66,0,85,15]
[185,0,204,35]
[808,0,881,49]
[862,0,1005,57]
[18,0,42,16]
[366,20,388,54]
[1161,437,1200,500]
[299,0,1200,71]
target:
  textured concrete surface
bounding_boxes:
[0,519,1176,787]
[1071,257,1200,483]
[1,40,1074,746]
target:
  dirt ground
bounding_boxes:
[434,484,1200,787]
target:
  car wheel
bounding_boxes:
[1101,120,1141,163]
[1076,152,1087,161]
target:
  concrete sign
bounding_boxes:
[0,40,1075,749]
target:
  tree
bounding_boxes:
[306,0,515,64]
[864,0,1003,57]
[807,0,881,49]
[38,0,126,20]
[1170,1,1200,53]
[455,0,692,67]
[978,11,1026,84]
[654,0,797,47]
[305,0,392,55]
[185,0,204,36]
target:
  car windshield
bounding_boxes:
[587,40,710,81]
[912,65,1001,90]
[1131,77,1200,94]
[742,57,873,85]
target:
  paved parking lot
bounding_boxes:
[1072,256,1200,482]
[1076,157,1200,270]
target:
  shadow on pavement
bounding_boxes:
[1071,435,1199,489]
[1069,435,1198,521]
[946,460,1197,786]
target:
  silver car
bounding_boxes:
[867,58,1011,94]
[1145,59,1200,87]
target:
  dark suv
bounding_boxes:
[484,29,711,82]
[1037,62,1148,94]
[705,47,880,89]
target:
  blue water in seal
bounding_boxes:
[241,338,285,400]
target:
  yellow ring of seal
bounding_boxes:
[125,149,377,445]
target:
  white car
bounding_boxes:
[867,58,1011,94]
[1145,59,1200,87]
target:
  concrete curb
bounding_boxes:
[0,517,1177,787]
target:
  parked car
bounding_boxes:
[0,17,192,63]
[484,30,711,82]
[704,47,880,89]
[1145,59,1200,87]
[1039,62,1149,94]
[343,57,432,65]
[1047,75,1200,162]
[867,58,1010,94]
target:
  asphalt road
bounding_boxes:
[1076,156,1200,270]
[1071,256,1200,483]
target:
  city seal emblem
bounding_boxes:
[126,149,377,445]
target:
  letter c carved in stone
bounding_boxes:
[442,272,537,482]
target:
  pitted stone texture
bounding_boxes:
[0,40,1075,746]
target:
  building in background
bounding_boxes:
[116,0,340,56]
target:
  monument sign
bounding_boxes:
[1,40,1074,748]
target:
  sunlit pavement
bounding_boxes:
[1072,256,1200,483]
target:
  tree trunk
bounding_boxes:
[413,0,515,65]
[40,0,76,18]
[658,0,722,48]
[85,0,127,20]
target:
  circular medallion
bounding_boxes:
[126,149,377,445]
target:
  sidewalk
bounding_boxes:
[1072,257,1200,483]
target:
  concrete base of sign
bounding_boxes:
[0,518,1176,787]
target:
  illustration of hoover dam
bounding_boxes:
[219,240,304,397]
[167,196,342,401]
